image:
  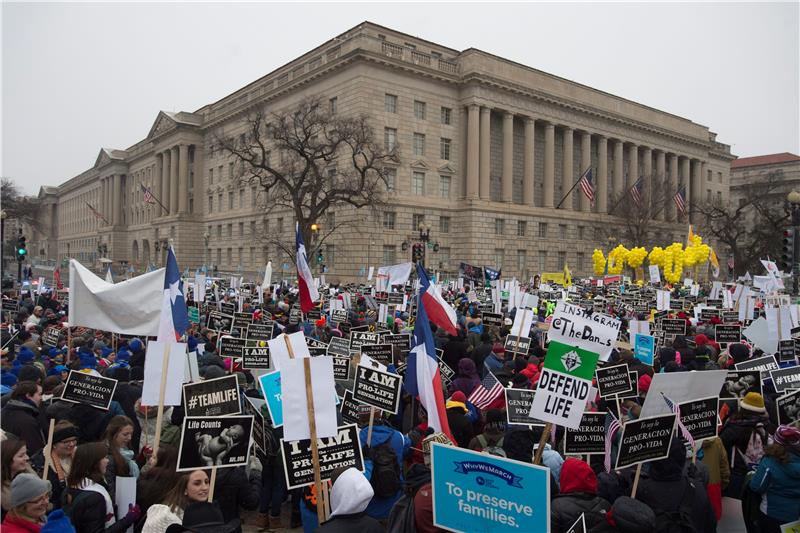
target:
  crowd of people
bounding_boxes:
[1,277,799,533]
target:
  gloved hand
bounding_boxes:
[124,504,142,523]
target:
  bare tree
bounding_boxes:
[597,177,676,247]
[696,170,788,276]
[1,179,40,228]
[216,98,397,262]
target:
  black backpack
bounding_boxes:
[653,480,697,533]
[368,439,401,498]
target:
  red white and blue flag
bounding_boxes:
[604,410,622,472]
[629,177,644,207]
[417,263,458,336]
[157,246,190,342]
[408,264,453,440]
[296,223,319,313]
[578,167,595,204]
[467,370,504,410]
[662,393,694,446]
[141,183,156,204]
[674,186,687,216]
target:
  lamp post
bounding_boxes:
[787,191,800,295]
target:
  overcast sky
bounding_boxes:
[2,2,798,195]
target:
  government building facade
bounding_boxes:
[34,22,734,282]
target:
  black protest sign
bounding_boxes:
[504,335,531,356]
[615,413,676,469]
[564,412,606,455]
[177,415,253,472]
[482,312,503,327]
[306,309,322,321]
[735,355,779,380]
[770,365,800,393]
[720,370,762,399]
[306,338,329,350]
[220,302,236,315]
[504,388,545,426]
[247,323,274,342]
[595,364,632,398]
[242,346,270,369]
[566,513,587,533]
[678,396,718,442]
[289,307,301,325]
[775,389,800,425]
[332,357,350,380]
[207,311,233,334]
[387,292,404,305]
[437,357,455,382]
[234,311,253,320]
[61,371,118,410]
[1,299,19,313]
[779,339,797,363]
[353,365,402,414]
[308,347,328,357]
[661,319,686,335]
[615,372,639,400]
[382,333,411,352]
[700,308,720,321]
[360,344,393,366]
[231,318,252,336]
[715,325,741,344]
[243,397,266,453]
[723,311,739,324]
[350,331,380,350]
[182,375,241,417]
[280,424,365,489]
[42,327,60,347]
[330,309,348,324]
[340,389,368,425]
[219,336,246,359]
[327,337,351,358]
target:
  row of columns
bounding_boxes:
[155,144,191,217]
[464,104,706,222]
[100,174,122,226]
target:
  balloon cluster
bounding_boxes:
[607,245,629,275]
[625,247,648,269]
[684,234,711,268]
[592,249,607,276]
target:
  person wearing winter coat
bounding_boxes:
[699,436,730,521]
[30,422,78,510]
[749,425,800,532]
[447,358,481,397]
[444,392,474,448]
[211,465,260,532]
[314,468,382,533]
[358,415,411,520]
[1,382,45,455]
[467,408,505,452]
[719,392,774,497]
[551,458,610,533]
[1,473,50,533]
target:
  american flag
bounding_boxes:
[578,167,595,204]
[141,183,156,204]
[629,177,643,207]
[662,393,694,446]
[673,186,687,216]
[85,202,109,224]
[604,411,622,472]
[467,370,504,409]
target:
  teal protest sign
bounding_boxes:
[633,333,655,366]
[432,443,550,532]
[258,370,283,428]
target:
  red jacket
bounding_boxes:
[1,515,42,533]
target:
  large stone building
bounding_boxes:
[730,152,800,214]
[35,22,734,282]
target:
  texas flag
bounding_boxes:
[296,223,319,313]
[156,246,190,342]
[417,263,457,335]
[407,274,453,439]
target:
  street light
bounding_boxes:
[786,191,800,294]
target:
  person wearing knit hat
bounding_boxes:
[637,373,652,398]
[551,458,610,532]
[720,391,773,499]
[749,425,800,528]
[31,421,79,509]
[445,391,473,448]
[1,473,51,531]
[740,392,766,413]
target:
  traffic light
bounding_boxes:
[412,243,424,263]
[16,236,27,262]
[781,229,794,271]
[316,250,324,264]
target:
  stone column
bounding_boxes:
[466,105,479,199]
[523,118,535,206]
[580,131,592,212]
[691,159,702,222]
[100,179,106,225]
[597,136,608,213]
[502,112,514,203]
[543,123,555,208]
[155,154,164,216]
[162,150,171,216]
[627,144,638,192]
[668,153,679,221]
[561,127,574,210]
[111,174,120,225]
[642,147,652,213]
[655,150,666,221]
[170,146,179,214]
[681,156,691,212]
[479,107,491,200]
[179,144,189,213]
[613,140,624,200]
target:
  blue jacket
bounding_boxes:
[358,424,411,519]
[749,452,800,523]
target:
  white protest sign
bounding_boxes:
[765,306,792,340]
[281,356,338,442]
[656,290,671,312]
[710,281,722,300]
[511,309,534,339]
[549,301,621,361]
[115,477,137,533]
[629,320,650,336]
[742,316,779,355]
[142,341,187,406]
[367,266,374,281]
[649,265,661,284]
[268,331,311,371]
[640,370,728,418]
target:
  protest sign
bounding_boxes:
[350,330,380,350]
[564,412,606,455]
[218,336,246,359]
[678,396,718,442]
[549,301,621,361]
[330,309,348,324]
[61,370,118,410]
[142,341,186,407]
[206,311,233,333]
[633,333,654,366]
[281,424,365,489]
[648,265,661,284]
[353,364,402,414]
[183,375,241,417]
[640,370,727,418]
[615,413,676,469]
[661,319,686,335]
[382,333,411,359]
[280,356,338,442]
[715,325,741,344]
[340,390,369,425]
[360,344,393,367]
[42,327,60,348]
[431,443,550,533]
[566,513,587,533]
[770,365,800,393]
[220,302,236,315]
[504,335,532,356]
[775,389,800,425]
[306,337,329,350]
[1,299,19,313]
[595,363,632,398]
[231,318,251,336]
[247,323,274,342]
[268,332,311,371]
[327,336,351,358]
[437,356,455,383]
[332,356,350,380]
[242,346,270,369]
[482,312,504,327]
[187,306,200,324]
[258,371,283,427]
[243,396,266,453]
[177,415,253,471]
[720,370,762,399]
[504,389,545,426]
[778,340,797,363]
[530,341,599,429]
[735,354,780,380]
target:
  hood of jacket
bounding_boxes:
[559,458,598,494]
[330,467,374,517]
[5,398,39,415]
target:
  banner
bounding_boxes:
[459,262,484,283]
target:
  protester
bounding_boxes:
[720,391,773,497]
[104,415,140,499]
[1,381,45,455]
[315,467,382,533]
[1,473,51,532]
[749,425,800,531]
[164,501,240,533]
[359,411,411,520]
[2,438,36,517]
[135,445,180,532]
[551,458,610,533]
[211,465,260,532]
[141,470,210,532]
[699,435,731,521]
[31,421,78,509]
[444,391,473,448]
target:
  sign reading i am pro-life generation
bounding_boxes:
[352,365,402,414]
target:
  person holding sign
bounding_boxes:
[358,410,411,520]
[315,467,383,533]
[550,458,610,533]
[141,470,210,532]
[749,425,800,532]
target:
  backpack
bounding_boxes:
[653,480,697,533]
[737,425,768,470]
[368,439,401,498]
[386,493,416,533]
[476,434,506,457]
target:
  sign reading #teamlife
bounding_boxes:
[183,375,241,417]
[176,415,254,472]
[242,346,270,369]
[482,312,504,327]
[61,370,118,410]
[564,413,606,455]
[770,365,800,393]
[504,335,532,356]
[258,370,283,428]
[595,363,632,398]
[615,413,676,470]
[352,365,402,414]
[714,325,741,344]
[280,424,365,489]
[661,319,687,335]
[633,333,655,366]
[431,442,550,533]
[504,388,545,426]
[678,396,718,443]
[735,354,779,380]
[549,301,621,361]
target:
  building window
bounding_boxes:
[706,189,712,202]
[238,222,244,236]
[227,224,233,238]
[718,171,723,183]
[251,187,257,208]
[559,224,567,240]
[439,175,451,198]
[226,248,232,264]
[439,247,451,268]
[558,251,567,269]
[228,162,234,180]
[577,226,585,240]
[277,218,283,233]
[326,211,335,229]
[325,244,335,268]
[517,250,527,274]
[383,211,396,230]
[539,222,548,238]
[216,249,221,265]
[383,245,396,265]
[439,216,450,233]
[383,167,396,192]
[538,250,547,271]
[250,221,257,235]
[209,168,214,184]
[440,138,451,160]
[384,128,397,151]
[228,192,233,210]
[414,100,426,120]
[239,189,244,208]
[413,133,426,156]
[385,94,398,113]
[716,191,722,204]
[577,252,585,272]
[517,221,526,237]
[329,97,337,115]
[494,248,504,268]
[440,107,452,125]
[494,219,504,235]
[208,196,213,213]
[412,171,425,195]
[216,225,222,238]
[412,213,425,230]
[218,193,223,211]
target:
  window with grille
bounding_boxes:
[329,97,337,115]
[385,94,398,113]
[441,107,452,125]
[383,212,396,229]
[413,133,426,156]
[383,245,396,265]
[495,219,504,235]
[538,250,547,271]
[494,249,504,268]
[414,100,426,120]
[412,213,425,230]
[517,221,526,236]
[559,224,567,240]
[439,175,451,198]
[517,250,527,273]
[439,216,450,233]
[440,138,451,160]
[412,172,425,195]
[383,167,396,192]
[384,128,397,151]
[539,223,548,238]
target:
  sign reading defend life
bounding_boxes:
[529,341,599,429]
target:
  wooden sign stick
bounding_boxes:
[366,407,376,447]
[208,466,217,502]
[40,419,55,481]
[533,422,552,466]
[630,463,643,498]
[152,342,172,457]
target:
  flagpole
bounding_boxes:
[140,182,170,215]
[554,166,591,210]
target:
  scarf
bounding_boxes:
[76,478,115,527]
[50,451,70,482]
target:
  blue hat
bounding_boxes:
[116,349,131,362]
[128,338,143,352]
[46,367,61,377]
[42,509,76,533]
[54,365,67,373]
[101,347,113,357]
[1,371,17,387]
[47,347,61,358]
[78,353,96,369]
[17,347,35,365]
[0,384,11,396]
